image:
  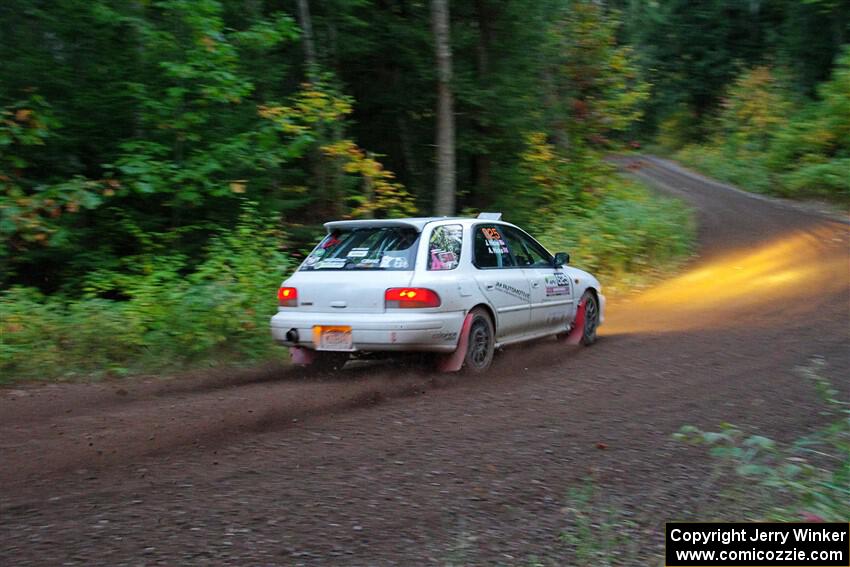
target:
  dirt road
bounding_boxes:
[2,157,848,565]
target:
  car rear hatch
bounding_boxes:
[287,271,415,314]
[286,221,423,314]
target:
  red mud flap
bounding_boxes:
[561,298,586,345]
[289,346,316,366]
[436,312,474,373]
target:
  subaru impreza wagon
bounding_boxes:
[270,213,604,373]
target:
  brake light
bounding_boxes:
[385,288,441,308]
[278,287,298,307]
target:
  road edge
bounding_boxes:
[640,154,850,226]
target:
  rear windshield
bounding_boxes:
[299,227,420,271]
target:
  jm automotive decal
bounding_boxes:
[495,281,531,301]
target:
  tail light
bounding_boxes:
[277,287,298,307]
[385,288,441,308]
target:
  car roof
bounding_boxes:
[324,216,516,232]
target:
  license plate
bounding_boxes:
[313,326,353,351]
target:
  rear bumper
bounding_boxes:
[270,310,466,353]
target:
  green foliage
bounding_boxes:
[0,0,695,381]
[0,96,106,253]
[539,178,695,284]
[511,132,599,231]
[714,67,790,153]
[769,47,850,199]
[675,145,775,195]
[619,0,849,139]
[544,1,650,147]
[780,159,850,198]
[655,106,699,152]
[0,3,414,291]
[675,50,850,203]
[507,130,695,283]
[675,358,850,521]
[0,204,290,381]
[498,3,678,284]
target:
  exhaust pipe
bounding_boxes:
[286,329,299,344]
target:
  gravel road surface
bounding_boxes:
[2,156,848,565]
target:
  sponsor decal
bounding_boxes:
[380,256,409,269]
[316,258,347,269]
[544,273,571,296]
[304,248,327,266]
[347,247,370,258]
[495,281,530,301]
[431,331,458,341]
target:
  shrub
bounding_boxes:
[780,158,850,199]
[656,106,700,152]
[675,358,850,521]
[676,145,776,195]
[0,204,292,382]
[536,177,695,285]
[673,51,850,204]
[505,131,696,288]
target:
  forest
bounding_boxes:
[1,0,847,380]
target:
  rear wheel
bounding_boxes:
[462,307,495,373]
[580,290,599,346]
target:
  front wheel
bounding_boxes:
[462,307,495,373]
[580,291,599,346]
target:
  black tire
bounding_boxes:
[580,290,599,346]
[462,307,495,373]
[308,352,349,374]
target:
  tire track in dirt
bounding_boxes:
[0,361,455,485]
[1,156,847,565]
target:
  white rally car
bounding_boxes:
[270,213,604,373]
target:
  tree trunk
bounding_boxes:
[296,0,341,217]
[296,0,318,81]
[132,0,147,140]
[431,0,456,216]
[472,0,493,208]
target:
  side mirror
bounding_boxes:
[553,252,570,267]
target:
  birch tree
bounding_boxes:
[431,0,456,215]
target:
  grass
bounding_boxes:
[672,146,850,214]
[557,482,641,566]
[675,146,775,195]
